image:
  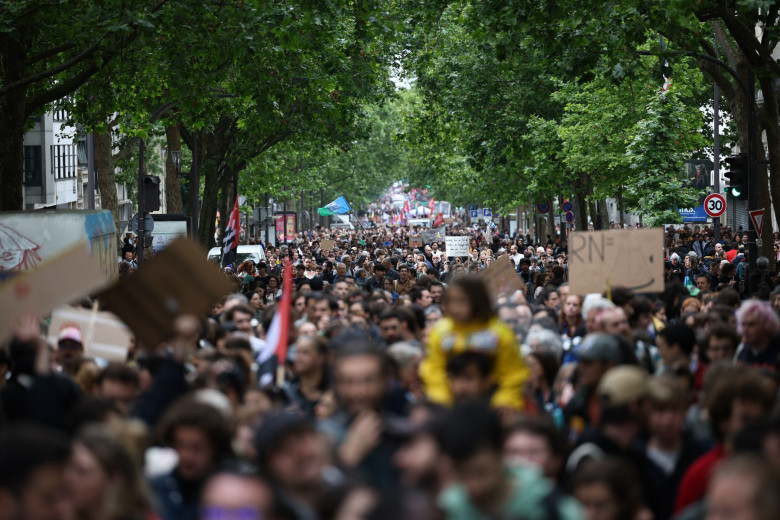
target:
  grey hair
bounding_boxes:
[581,295,615,320]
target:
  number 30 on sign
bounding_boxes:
[704,193,727,218]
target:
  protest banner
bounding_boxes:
[422,226,446,244]
[480,256,526,300]
[409,236,423,248]
[568,228,664,295]
[445,235,470,257]
[321,239,336,251]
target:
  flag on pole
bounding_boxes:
[222,196,240,267]
[428,198,435,212]
[264,258,293,369]
[318,195,352,216]
[404,200,411,215]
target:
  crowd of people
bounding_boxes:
[4,217,780,520]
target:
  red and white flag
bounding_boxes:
[264,258,293,368]
[222,196,240,267]
[428,198,435,213]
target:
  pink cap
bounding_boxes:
[58,326,83,344]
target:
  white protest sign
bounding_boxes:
[445,236,470,257]
[568,228,664,295]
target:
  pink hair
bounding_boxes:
[736,300,780,338]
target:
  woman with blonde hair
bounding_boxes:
[65,424,159,520]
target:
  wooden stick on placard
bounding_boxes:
[276,364,286,388]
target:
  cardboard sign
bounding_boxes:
[321,239,336,251]
[409,236,423,248]
[422,226,445,244]
[48,306,131,362]
[98,238,232,349]
[445,236,470,257]
[480,256,526,300]
[568,228,664,295]
[0,245,108,342]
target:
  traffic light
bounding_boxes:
[143,175,161,211]
[723,153,748,200]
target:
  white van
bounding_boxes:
[330,214,354,230]
[408,218,432,228]
[207,244,266,266]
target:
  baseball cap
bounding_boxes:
[58,326,83,345]
[597,365,650,407]
[576,333,620,364]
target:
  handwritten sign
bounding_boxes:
[445,236,470,257]
[568,228,664,295]
[321,239,336,251]
[480,256,526,301]
[0,245,108,342]
[409,236,423,248]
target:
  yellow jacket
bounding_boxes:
[420,317,528,410]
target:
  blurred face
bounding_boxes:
[429,285,444,303]
[334,355,385,414]
[706,472,759,520]
[449,363,492,403]
[394,433,440,487]
[334,282,350,298]
[740,312,765,347]
[249,292,262,309]
[294,295,306,314]
[379,317,402,345]
[172,426,215,481]
[455,448,505,508]
[64,443,108,514]
[648,405,686,446]
[293,339,322,376]
[544,291,560,310]
[578,359,609,388]
[563,295,581,319]
[707,336,736,363]
[600,308,629,338]
[503,431,556,478]
[444,286,471,323]
[574,482,620,520]
[266,430,324,489]
[9,464,70,520]
[696,276,709,291]
[232,310,253,334]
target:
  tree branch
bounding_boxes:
[25,43,76,66]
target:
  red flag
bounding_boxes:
[222,196,240,267]
[433,212,444,227]
[266,258,293,365]
[404,200,411,215]
[428,198,435,213]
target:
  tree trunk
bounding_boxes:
[164,124,183,214]
[94,130,119,234]
[0,33,27,211]
[598,199,609,230]
[757,74,780,267]
[199,157,219,247]
[574,171,590,232]
[546,210,555,244]
[617,193,626,228]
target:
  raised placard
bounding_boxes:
[568,228,664,295]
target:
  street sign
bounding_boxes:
[483,208,492,217]
[561,200,573,213]
[537,203,551,214]
[470,210,479,218]
[703,193,727,218]
[565,211,574,223]
[130,213,155,235]
[467,204,476,212]
[749,209,765,237]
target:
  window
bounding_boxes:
[51,144,77,179]
[23,146,42,187]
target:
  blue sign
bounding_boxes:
[467,204,476,211]
[483,208,492,217]
[678,205,709,223]
[470,210,479,218]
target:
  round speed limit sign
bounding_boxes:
[704,193,727,218]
